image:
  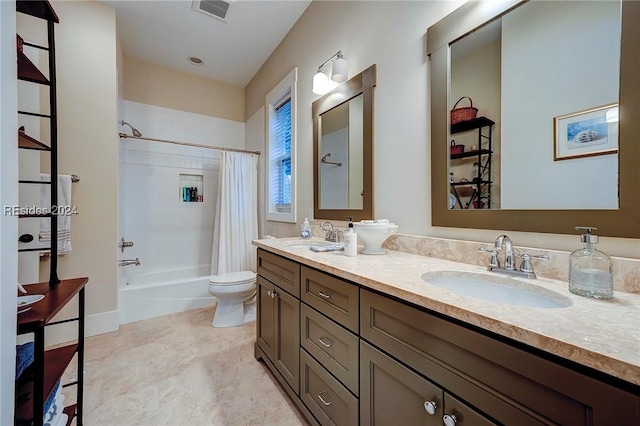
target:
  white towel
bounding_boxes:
[43,387,64,425]
[40,174,72,255]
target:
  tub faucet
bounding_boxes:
[118,258,140,266]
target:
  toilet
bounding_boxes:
[208,271,257,328]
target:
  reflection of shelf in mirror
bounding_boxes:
[450,149,491,160]
[450,116,494,134]
[451,180,491,186]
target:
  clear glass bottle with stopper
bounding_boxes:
[568,226,613,299]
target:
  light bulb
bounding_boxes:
[312,70,329,95]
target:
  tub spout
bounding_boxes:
[118,258,140,266]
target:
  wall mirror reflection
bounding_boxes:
[428,0,639,238]
[313,65,375,221]
[448,0,621,211]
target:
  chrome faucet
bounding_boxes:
[494,234,515,270]
[478,235,548,278]
[320,221,341,242]
[118,258,141,267]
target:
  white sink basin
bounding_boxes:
[421,271,572,309]
[285,240,337,249]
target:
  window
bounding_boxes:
[266,68,297,222]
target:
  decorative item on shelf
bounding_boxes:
[450,96,478,125]
[450,139,465,155]
[16,34,23,52]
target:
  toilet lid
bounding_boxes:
[209,271,256,286]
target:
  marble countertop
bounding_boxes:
[253,237,640,387]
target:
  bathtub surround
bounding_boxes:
[119,101,247,324]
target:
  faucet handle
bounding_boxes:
[518,253,549,274]
[477,247,500,268]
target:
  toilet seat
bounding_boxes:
[209,271,256,286]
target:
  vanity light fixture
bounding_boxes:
[312,50,348,95]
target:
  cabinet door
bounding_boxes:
[360,341,443,426]
[443,393,497,426]
[273,285,300,395]
[257,276,276,360]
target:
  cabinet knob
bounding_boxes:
[423,401,437,415]
[270,290,277,299]
[317,391,333,406]
[443,414,457,426]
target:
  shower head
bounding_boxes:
[120,120,142,137]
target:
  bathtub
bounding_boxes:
[119,266,216,324]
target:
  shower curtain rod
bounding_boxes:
[118,133,261,156]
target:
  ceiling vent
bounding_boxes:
[191,0,231,22]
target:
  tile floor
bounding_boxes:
[64,307,308,426]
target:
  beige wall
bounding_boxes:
[124,55,244,122]
[1,1,19,420]
[39,0,119,338]
[245,0,639,258]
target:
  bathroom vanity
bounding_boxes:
[253,238,640,426]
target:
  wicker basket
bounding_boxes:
[450,140,465,155]
[451,96,478,125]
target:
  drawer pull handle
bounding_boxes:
[443,414,457,426]
[318,291,333,299]
[424,401,437,415]
[317,391,333,406]
[266,290,277,299]
[318,337,334,347]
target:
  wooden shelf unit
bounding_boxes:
[16,278,88,426]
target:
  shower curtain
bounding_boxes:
[210,151,259,275]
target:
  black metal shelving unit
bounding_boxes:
[450,117,494,209]
[16,0,59,285]
[15,2,86,426]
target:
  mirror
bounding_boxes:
[448,1,621,210]
[313,64,376,221]
[428,0,640,238]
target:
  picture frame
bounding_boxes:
[554,103,618,161]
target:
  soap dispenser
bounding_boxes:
[344,217,358,257]
[301,218,312,239]
[568,226,613,299]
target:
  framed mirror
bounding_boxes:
[313,64,376,221]
[428,1,640,238]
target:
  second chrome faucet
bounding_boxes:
[478,234,548,279]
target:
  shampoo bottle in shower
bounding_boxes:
[301,218,312,239]
[568,226,613,299]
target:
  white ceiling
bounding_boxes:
[102,0,311,87]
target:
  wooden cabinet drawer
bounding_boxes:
[300,349,358,426]
[301,304,359,395]
[257,249,300,297]
[361,289,640,426]
[301,266,359,333]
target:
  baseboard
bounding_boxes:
[42,309,119,346]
